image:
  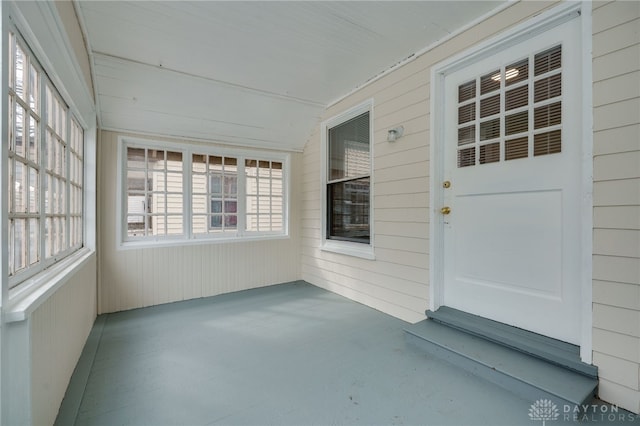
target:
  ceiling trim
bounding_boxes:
[327,0,517,108]
[73,0,102,128]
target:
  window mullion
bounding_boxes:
[64,104,71,251]
[184,149,192,239]
[38,67,47,270]
[237,157,246,237]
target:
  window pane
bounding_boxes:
[15,103,24,157]
[15,44,25,101]
[328,112,369,180]
[328,177,369,243]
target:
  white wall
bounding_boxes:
[98,130,301,314]
[30,256,97,426]
[591,0,640,414]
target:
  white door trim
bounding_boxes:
[429,2,593,363]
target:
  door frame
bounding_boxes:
[428,2,594,363]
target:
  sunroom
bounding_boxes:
[1,1,639,425]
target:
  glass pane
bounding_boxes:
[224,176,237,196]
[505,85,529,111]
[166,192,182,213]
[211,199,222,213]
[458,103,475,125]
[479,118,500,141]
[535,45,562,76]
[224,215,237,229]
[14,161,26,213]
[29,114,38,162]
[148,149,165,171]
[127,147,146,168]
[458,125,475,146]
[458,80,476,103]
[224,200,237,214]
[246,177,257,196]
[15,103,24,157]
[192,173,207,194]
[458,147,475,168]
[505,111,528,136]
[151,215,166,236]
[479,143,500,164]
[166,151,182,171]
[327,177,369,243]
[192,215,208,234]
[192,154,206,173]
[480,70,500,94]
[15,44,25,101]
[534,102,562,129]
[210,215,222,230]
[166,171,182,193]
[480,94,500,118]
[210,175,222,195]
[29,218,39,265]
[505,137,529,161]
[505,59,528,86]
[192,194,207,214]
[245,159,258,177]
[534,74,562,102]
[13,218,26,272]
[224,157,237,168]
[534,130,562,156]
[29,167,38,213]
[166,215,183,235]
[328,112,369,181]
[29,64,39,111]
[209,156,223,171]
[127,170,146,191]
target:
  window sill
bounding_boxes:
[118,233,290,250]
[321,240,375,260]
[5,248,95,323]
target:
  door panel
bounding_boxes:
[442,17,582,344]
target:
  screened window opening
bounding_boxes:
[122,140,287,245]
[456,44,563,167]
[245,160,283,233]
[126,147,184,238]
[327,111,370,244]
[7,31,85,286]
[192,154,238,234]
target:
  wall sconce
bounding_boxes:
[387,126,404,142]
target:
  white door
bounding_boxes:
[442,17,583,344]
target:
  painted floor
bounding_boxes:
[56,281,638,426]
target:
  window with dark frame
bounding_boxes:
[326,111,370,244]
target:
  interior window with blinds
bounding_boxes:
[457,45,563,167]
[327,111,370,244]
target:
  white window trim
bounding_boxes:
[116,136,290,250]
[320,99,375,260]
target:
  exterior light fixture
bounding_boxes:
[387,126,404,142]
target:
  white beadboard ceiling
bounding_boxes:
[76,1,504,151]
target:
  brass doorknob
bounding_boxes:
[440,206,451,215]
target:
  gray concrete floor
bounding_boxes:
[56,281,638,426]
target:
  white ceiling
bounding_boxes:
[76,1,504,151]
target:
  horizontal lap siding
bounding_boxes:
[300,2,555,323]
[592,0,640,414]
[98,131,301,313]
